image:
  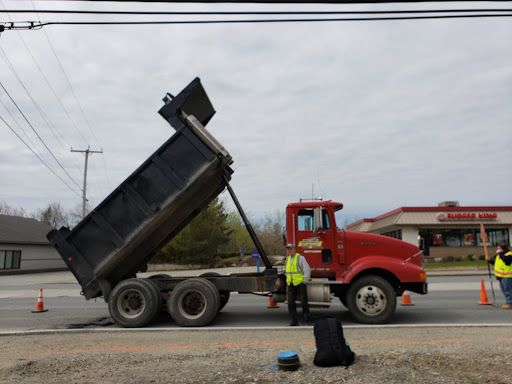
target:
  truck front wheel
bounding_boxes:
[168,278,220,327]
[346,275,396,324]
[108,278,160,328]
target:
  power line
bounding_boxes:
[0,78,83,192]
[39,28,101,148]
[2,8,512,15]
[36,29,111,195]
[29,1,110,195]
[31,13,512,26]
[0,94,47,162]
[29,0,512,3]
[0,109,83,198]
[1,12,511,31]
[0,44,80,174]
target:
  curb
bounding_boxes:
[2,323,512,337]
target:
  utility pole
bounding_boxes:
[71,147,103,218]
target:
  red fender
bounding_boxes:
[341,255,426,284]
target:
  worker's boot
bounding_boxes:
[303,313,311,326]
[290,319,298,326]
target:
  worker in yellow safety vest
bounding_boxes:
[486,242,512,309]
[285,243,311,326]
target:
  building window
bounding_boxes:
[0,250,21,270]
[425,229,509,248]
[483,229,509,246]
[381,230,402,240]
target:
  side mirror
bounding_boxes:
[313,207,323,235]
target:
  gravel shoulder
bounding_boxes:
[1,326,511,384]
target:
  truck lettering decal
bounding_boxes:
[298,238,323,249]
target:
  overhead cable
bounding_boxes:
[0,109,83,198]
[28,13,512,28]
[28,0,512,3]
[0,78,83,192]
[2,8,512,15]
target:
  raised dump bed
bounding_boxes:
[47,78,233,300]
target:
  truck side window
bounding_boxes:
[322,248,332,264]
[322,210,331,230]
[298,210,314,231]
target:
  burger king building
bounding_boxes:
[346,202,512,261]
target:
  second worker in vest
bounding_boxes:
[486,242,512,309]
[285,243,311,326]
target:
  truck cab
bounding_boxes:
[285,199,427,323]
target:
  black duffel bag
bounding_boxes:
[313,316,355,367]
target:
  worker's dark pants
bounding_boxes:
[287,283,310,323]
[499,278,512,305]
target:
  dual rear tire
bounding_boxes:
[168,278,220,327]
[108,278,161,328]
[109,277,222,328]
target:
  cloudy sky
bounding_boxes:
[0,1,511,225]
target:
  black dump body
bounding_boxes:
[47,78,233,300]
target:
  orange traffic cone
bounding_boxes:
[478,279,492,305]
[268,296,279,308]
[32,288,48,313]
[401,290,414,306]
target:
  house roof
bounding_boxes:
[0,215,54,245]
[347,206,512,232]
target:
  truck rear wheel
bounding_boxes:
[168,278,220,327]
[200,272,230,310]
[346,275,396,324]
[143,278,163,315]
[109,278,160,328]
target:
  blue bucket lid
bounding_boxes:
[277,351,298,360]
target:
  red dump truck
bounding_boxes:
[47,78,427,328]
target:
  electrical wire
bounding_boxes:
[2,5,512,30]
[2,12,511,31]
[2,8,512,15]
[29,0,110,195]
[0,93,46,161]
[33,13,512,26]
[0,44,82,186]
[0,78,83,192]
[31,0,512,3]
[38,26,110,193]
[0,43,81,175]
[0,107,83,198]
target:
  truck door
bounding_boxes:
[295,208,337,277]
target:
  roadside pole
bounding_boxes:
[480,223,496,304]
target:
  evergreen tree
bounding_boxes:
[155,198,232,265]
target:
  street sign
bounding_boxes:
[251,251,259,259]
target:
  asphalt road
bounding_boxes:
[1,268,510,333]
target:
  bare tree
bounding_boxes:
[38,202,70,229]
[257,209,285,256]
[68,204,85,228]
[0,201,34,218]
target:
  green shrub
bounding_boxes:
[456,257,461,262]
[479,255,486,261]
[217,252,240,259]
[467,254,474,261]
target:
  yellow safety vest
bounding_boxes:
[286,253,304,286]
[494,251,512,278]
